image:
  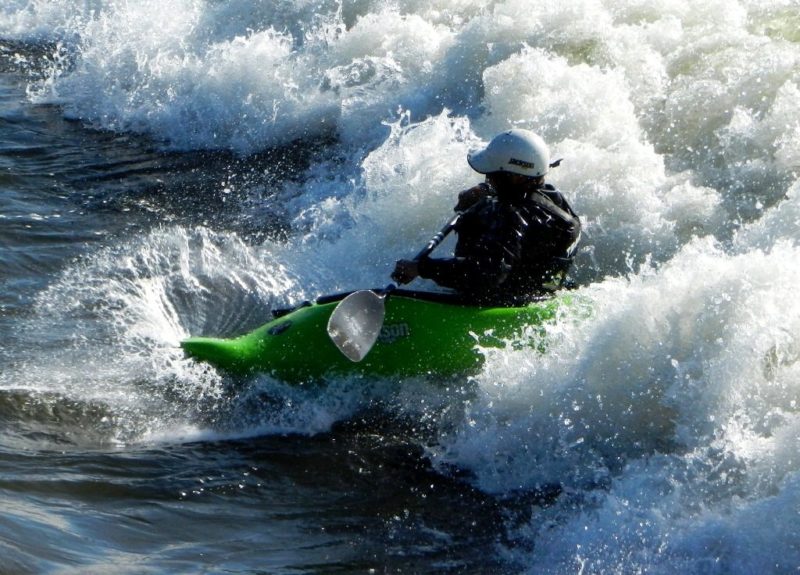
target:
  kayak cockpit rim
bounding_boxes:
[271,288,555,319]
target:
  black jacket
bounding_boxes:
[417,184,581,305]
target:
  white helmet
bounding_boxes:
[467,129,551,177]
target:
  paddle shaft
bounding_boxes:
[412,213,460,261]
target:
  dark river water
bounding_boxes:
[0,67,516,574]
[3,2,800,572]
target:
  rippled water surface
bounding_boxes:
[2,1,800,573]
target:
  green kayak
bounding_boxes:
[181,290,563,383]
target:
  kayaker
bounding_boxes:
[391,129,581,305]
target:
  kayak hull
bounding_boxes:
[181,292,563,383]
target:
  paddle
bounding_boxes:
[327,213,460,362]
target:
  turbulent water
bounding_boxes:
[1,0,799,572]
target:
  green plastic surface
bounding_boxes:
[181,294,563,383]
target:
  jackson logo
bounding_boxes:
[508,157,535,170]
[378,323,411,344]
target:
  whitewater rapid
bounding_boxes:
[2,0,799,572]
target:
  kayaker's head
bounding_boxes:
[468,128,552,202]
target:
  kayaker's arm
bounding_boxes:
[394,195,526,295]
[454,183,494,212]
[416,252,510,293]
[392,238,514,290]
[416,208,520,292]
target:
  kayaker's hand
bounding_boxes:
[391,259,419,284]
[455,184,490,212]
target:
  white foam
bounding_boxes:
[430,239,800,570]
[3,0,800,571]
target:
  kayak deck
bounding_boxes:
[181,291,562,383]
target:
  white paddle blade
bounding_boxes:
[326,291,386,362]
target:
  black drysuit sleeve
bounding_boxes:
[416,199,524,295]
